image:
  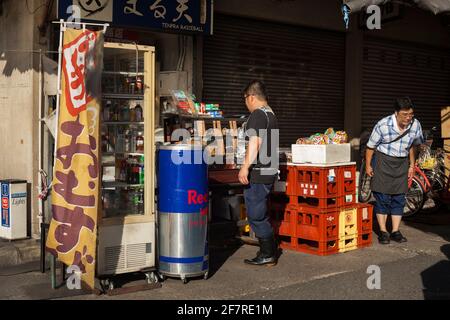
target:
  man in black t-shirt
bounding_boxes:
[238,80,279,266]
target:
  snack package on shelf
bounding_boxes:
[296,128,348,145]
[332,131,348,144]
[170,90,196,115]
[309,133,330,145]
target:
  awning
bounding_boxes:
[343,0,450,14]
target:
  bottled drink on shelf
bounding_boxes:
[135,104,143,122]
[132,158,140,184]
[130,107,136,122]
[124,130,131,152]
[113,104,120,121]
[139,156,145,184]
[120,105,130,121]
[126,156,133,184]
[136,77,143,94]
[103,101,112,121]
[130,131,136,153]
[116,134,125,153]
[137,189,144,214]
[136,132,144,153]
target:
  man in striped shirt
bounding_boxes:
[365,97,424,244]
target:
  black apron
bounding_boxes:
[371,151,409,195]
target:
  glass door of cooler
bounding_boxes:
[100,43,155,225]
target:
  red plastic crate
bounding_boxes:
[356,203,374,235]
[286,166,340,199]
[338,193,357,207]
[274,205,340,242]
[288,194,341,210]
[278,235,340,256]
[358,232,373,248]
[339,165,357,195]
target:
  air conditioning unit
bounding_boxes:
[97,222,155,276]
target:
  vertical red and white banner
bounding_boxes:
[46,27,104,290]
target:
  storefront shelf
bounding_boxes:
[103,71,145,76]
[103,93,144,100]
[103,152,144,156]
[102,181,144,188]
[102,121,145,125]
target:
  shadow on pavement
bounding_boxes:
[208,221,243,279]
[403,204,450,243]
[421,244,450,300]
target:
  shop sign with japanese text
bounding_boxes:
[58,0,214,35]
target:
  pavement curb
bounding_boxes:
[0,239,41,269]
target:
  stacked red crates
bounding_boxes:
[269,164,373,256]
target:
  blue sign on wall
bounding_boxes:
[58,0,214,35]
[1,182,10,227]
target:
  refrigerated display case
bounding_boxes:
[96,42,156,281]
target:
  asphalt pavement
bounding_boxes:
[0,214,449,301]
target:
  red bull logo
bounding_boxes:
[187,190,209,227]
[188,190,208,206]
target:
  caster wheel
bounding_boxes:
[146,272,159,284]
[160,274,166,281]
[182,278,188,284]
[100,279,108,292]
[204,273,209,280]
[108,280,115,291]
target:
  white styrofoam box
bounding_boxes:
[291,143,351,164]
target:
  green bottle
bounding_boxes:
[139,156,145,184]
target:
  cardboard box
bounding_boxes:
[291,143,351,164]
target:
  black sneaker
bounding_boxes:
[390,231,407,243]
[378,231,390,244]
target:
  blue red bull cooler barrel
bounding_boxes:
[157,145,209,283]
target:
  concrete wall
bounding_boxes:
[0,0,48,238]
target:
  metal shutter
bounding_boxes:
[203,15,346,146]
[362,36,450,132]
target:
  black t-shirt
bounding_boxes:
[245,106,279,184]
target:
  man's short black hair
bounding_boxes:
[395,96,415,112]
[244,80,268,101]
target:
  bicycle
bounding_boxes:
[358,158,432,217]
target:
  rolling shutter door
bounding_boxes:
[203,15,346,146]
[362,36,450,132]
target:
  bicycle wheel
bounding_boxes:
[424,170,446,194]
[358,160,372,203]
[403,177,426,218]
